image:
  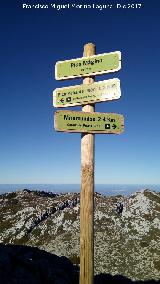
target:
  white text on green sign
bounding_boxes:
[53,78,121,108]
[54,110,124,134]
[55,51,121,80]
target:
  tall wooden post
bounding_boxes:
[80,43,96,284]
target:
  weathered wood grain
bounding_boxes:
[80,43,95,284]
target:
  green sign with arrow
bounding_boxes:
[53,78,121,108]
[54,110,124,134]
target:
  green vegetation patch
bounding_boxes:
[154,260,160,271]
[144,190,160,204]
[6,192,17,199]
[62,232,72,242]
[64,211,77,222]
[0,219,13,231]
[140,241,149,248]
[14,235,30,245]
[69,254,80,265]
[57,224,65,235]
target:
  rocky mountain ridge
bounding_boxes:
[0,188,160,281]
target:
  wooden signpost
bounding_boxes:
[55,51,121,80]
[53,78,121,107]
[53,43,124,284]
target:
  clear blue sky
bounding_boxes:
[1,0,160,184]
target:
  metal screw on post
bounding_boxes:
[80,43,96,284]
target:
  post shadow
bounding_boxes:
[0,244,159,284]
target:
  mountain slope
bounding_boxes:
[0,188,160,281]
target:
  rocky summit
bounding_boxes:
[0,188,160,282]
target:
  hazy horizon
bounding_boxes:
[0,183,159,196]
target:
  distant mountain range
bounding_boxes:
[0,188,160,281]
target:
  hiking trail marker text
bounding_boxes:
[54,110,124,134]
[53,78,121,107]
[55,51,121,80]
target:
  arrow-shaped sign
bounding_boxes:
[53,78,121,108]
[54,110,124,134]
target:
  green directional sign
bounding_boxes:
[55,51,121,80]
[54,110,124,134]
[53,78,121,108]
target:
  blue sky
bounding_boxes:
[0,0,160,184]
